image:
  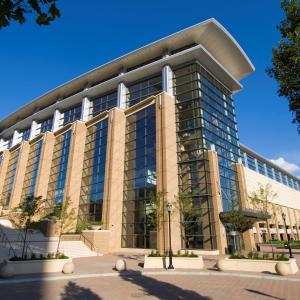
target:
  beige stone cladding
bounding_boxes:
[64,121,87,232]
[35,132,55,199]
[241,165,300,243]
[9,141,30,209]
[101,108,126,253]
[0,150,10,198]
[235,163,256,251]
[155,92,180,254]
[208,150,227,254]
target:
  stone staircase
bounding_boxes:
[0,218,99,259]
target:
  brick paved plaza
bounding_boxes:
[1,254,300,300]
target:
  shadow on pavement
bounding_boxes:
[120,270,212,300]
[245,288,284,300]
[61,281,102,300]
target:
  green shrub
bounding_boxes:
[148,250,161,257]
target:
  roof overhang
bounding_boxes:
[0,18,254,134]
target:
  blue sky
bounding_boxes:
[0,0,299,176]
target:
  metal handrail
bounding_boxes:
[80,233,101,255]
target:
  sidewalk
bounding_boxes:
[1,253,300,284]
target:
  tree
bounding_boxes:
[49,197,76,255]
[0,0,60,29]
[10,196,45,259]
[249,183,278,241]
[266,0,300,133]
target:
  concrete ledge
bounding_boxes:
[144,255,204,269]
[217,257,299,275]
[8,258,72,275]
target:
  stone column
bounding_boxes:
[293,209,300,240]
[156,92,181,254]
[102,108,126,252]
[0,150,11,198]
[35,132,55,199]
[29,120,39,140]
[208,150,227,254]
[64,121,87,232]
[287,207,296,240]
[273,204,281,240]
[117,82,127,109]
[52,109,61,132]
[235,163,256,251]
[162,64,173,95]
[9,142,30,208]
[81,96,91,122]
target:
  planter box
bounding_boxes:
[8,258,71,275]
[217,257,299,274]
[144,255,204,269]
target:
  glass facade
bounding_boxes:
[174,63,241,249]
[60,104,82,127]
[20,127,31,142]
[89,91,118,118]
[126,75,162,107]
[21,140,43,199]
[0,148,20,207]
[47,130,71,205]
[79,119,108,222]
[40,117,53,133]
[122,105,157,249]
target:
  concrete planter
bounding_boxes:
[7,258,72,275]
[144,255,204,269]
[217,257,299,275]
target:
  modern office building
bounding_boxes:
[0,19,299,254]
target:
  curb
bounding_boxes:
[0,270,300,285]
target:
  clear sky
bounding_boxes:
[0,0,299,177]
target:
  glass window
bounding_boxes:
[20,127,31,142]
[89,91,118,118]
[47,130,71,205]
[246,155,256,171]
[79,118,108,222]
[126,75,162,107]
[122,105,157,249]
[60,104,82,127]
[21,140,43,199]
[40,117,53,133]
[257,160,265,175]
[266,165,274,179]
[0,148,20,207]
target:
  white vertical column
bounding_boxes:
[12,130,20,147]
[0,139,5,152]
[81,96,91,122]
[117,82,127,109]
[52,109,61,132]
[29,120,38,140]
[162,64,174,95]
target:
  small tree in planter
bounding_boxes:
[10,196,46,259]
[249,183,278,241]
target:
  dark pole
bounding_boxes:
[282,213,294,259]
[167,203,174,270]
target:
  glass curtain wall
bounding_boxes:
[79,118,108,222]
[47,130,71,206]
[21,140,43,199]
[126,75,162,107]
[60,105,82,127]
[40,117,53,133]
[122,105,157,249]
[0,148,20,207]
[89,91,118,118]
[173,62,241,250]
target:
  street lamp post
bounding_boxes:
[166,203,174,270]
[282,212,294,258]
